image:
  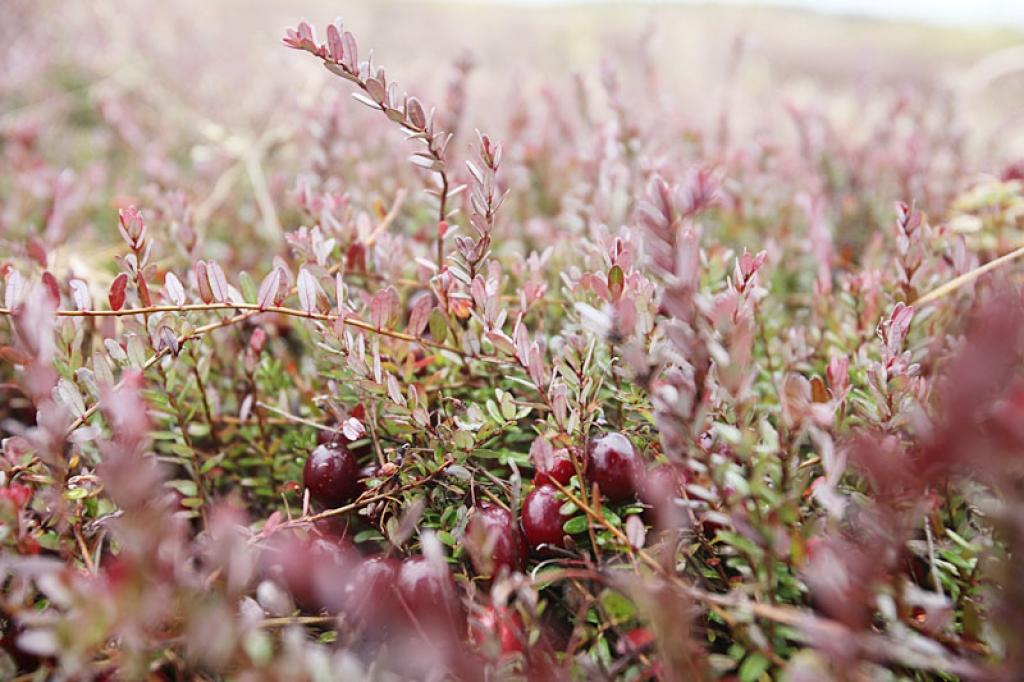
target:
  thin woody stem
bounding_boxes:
[0,302,509,364]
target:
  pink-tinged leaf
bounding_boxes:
[530,436,555,471]
[4,269,24,309]
[407,294,432,337]
[54,378,86,418]
[326,23,344,62]
[136,273,152,307]
[625,515,647,549]
[370,287,398,329]
[260,511,283,539]
[365,77,386,103]
[407,96,426,129]
[486,330,515,355]
[335,273,346,315]
[26,237,48,267]
[164,272,185,305]
[386,373,405,407]
[239,394,254,421]
[257,268,283,311]
[342,417,365,441]
[297,268,321,314]
[207,260,229,303]
[194,261,213,304]
[109,273,129,311]
[342,31,358,70]
[69,279,91,311]
[550,381,568,425]
[677,226,701,291]
[827,355,850,395]
[514,317,530,364]
[157,325,180,357]
[470,275,487,311]
[41,271,60,306]
[528,343,546,388]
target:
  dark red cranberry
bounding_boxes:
[397,556,465,634]
[345,555,401,632]
[465,503,525,577]
[532,446,575,487]
[522,485,569,550]
[471,605,524,656]
[585,432,641,502]
[303,444,358,508]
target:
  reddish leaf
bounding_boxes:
[407,293,432,337]
[109,273,129,311]
[194,261,213,304]
[206,260,229,303]
[136,274,152,307]
[257,268,284,311]
[41,271,60,306]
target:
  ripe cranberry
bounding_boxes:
[585,432,641,502]
[397,556,465,634]
[471,605,524,656]
[465,503,525,577]
[522,485,569,550]
[532,447,575,487]
[303,444,358,508]
[346,555,402,632]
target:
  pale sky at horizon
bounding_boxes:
[455,0,1024,28]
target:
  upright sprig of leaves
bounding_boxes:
[283,20,454,269]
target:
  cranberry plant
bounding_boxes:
[1,9,1024,681]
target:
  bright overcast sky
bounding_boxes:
[463,0,1024,28]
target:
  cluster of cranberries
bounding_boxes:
[298,429,655,660]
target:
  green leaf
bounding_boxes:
[600,589,636,621]
[563,515,589,535]
[238,271,257,303]
[738,652,770,682]
[608,265,624,301]
[485,399,505,424]
[428,310,448,343]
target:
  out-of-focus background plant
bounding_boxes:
[2,0,1024,679]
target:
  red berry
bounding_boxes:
[465,503,526,577]
[532,447,575,487]
[585,432,641,502]
[346,555,401,631]
[522,485,569,550]
[303,444,358,508]
[471,605,524,656]
[397,556,465,634]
